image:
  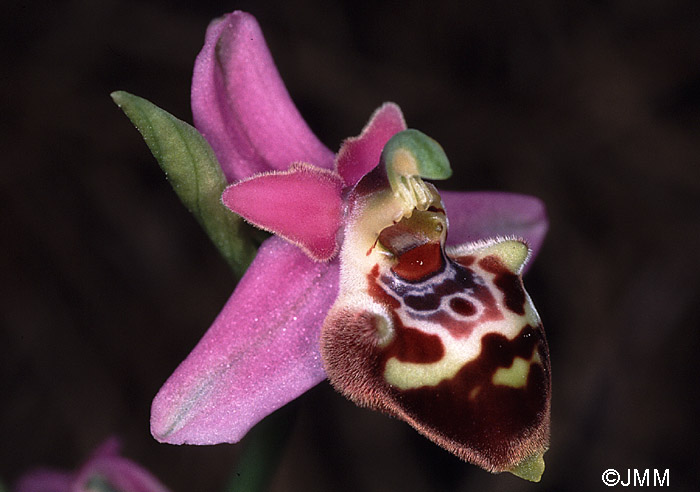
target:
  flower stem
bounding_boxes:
[224,402,297,492]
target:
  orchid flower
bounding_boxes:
[116,10,551,482]
[14,438,170,492]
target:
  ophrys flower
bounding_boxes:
[118,10,551,482]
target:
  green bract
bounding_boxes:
[111,91,257,278]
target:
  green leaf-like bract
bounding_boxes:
[111,91,257,278]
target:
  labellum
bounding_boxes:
[321,130,550,481]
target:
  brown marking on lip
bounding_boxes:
[478,255,527,315]
[453,254,476,267]
[368,264,400,310]
[432,277,463,296]
[420,261,504,339]
[396,324,550,470]
[325,264,549,472]
[376,255,505,340]
[404,293,441,311]
[450,297,476,316]
[385,324,444,364]
[367,265,445,364]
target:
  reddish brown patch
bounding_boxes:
[391,242,444,282]
[478,255,527,315]
[368,264,400,309]
[404,293,441,311]
[453,255,476,267]
[450,297,476,316]
[325,264,549,471]
[367,266,445,364]
[397,324,550,470]
[385,325,444,364]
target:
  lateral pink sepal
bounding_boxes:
[335,102,407,187]
[151,237,338,444]
[441,191,548,271]
[222,163,344,261]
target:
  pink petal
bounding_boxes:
[151,236,338,444]
[222,163,344,261]
[442,191,548,265]
[335,103,407,187]
[191,11,335,182]
[14,470,73,492]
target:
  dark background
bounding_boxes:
[2,0,699,491]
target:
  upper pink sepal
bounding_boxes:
[191,11,334,182]
[335,102,407,187]
[15,438,171,492]
[150,236,339,445]
[441,191,548,270]
[222,163,344,261]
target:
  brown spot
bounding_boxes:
[432,278,463,296]
[478,255,527,315]
[404,293,441,311]
[454,255,476,267]
[450,297,476,316]
[385,325,444,364]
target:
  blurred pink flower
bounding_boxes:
[15,438,170,492]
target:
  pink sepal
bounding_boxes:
[222,163,344,261]
[335,103,407,187]
[442,191,548,270]
[151,237,338,444]
[192,11,334,182]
